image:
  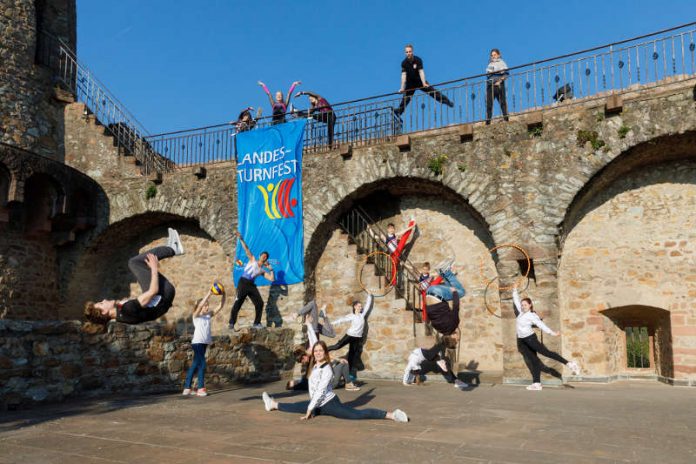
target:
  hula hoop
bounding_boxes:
[483,275,531,318]
[479,243,531,292]
[358,251,397,297]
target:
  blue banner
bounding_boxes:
[234,119,306,286]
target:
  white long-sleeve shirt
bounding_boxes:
[306,362,335,414]
[512,288,554,338]
[306,321,318,348]
[332,294,374,338]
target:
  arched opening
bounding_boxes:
[600,306,673,379]
[304,176,501,377]
[559,134,696,381]
[0,163,10,223]
[23,173,65,234]
[70,188,96,230]
[63,212,231,326]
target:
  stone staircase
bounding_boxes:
[64,102,147,180]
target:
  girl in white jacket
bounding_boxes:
[513,285,580,390]
[262,341,408,422]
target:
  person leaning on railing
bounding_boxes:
[232,106,262,132]
[295,91,336,147]
[485,48,509,125]
[395,44,454,117]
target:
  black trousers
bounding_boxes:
[328,334,362,375]
[127,246,176,307]
[229,277,263,325]
[397,86,453,115]
[517,333,568,383]
[312,110,336,146]
[486,80,508,123]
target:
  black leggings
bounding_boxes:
[229,277,263,325]
[486,80,508,123]
[397,86,453,115]
[328,334,362,375]
[277,396,386,420]
[517,333,568,383]
[127,246,176,306]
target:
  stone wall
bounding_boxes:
[0,320,296,411]
[559,161,696,382]
[0,0,76,158]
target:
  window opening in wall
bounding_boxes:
[625,326,650,368]
[518,258,536,282]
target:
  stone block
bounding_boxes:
[458,124,474,142]
[339,144,352,159]
[395,135,411,152]
[605,94,623,114]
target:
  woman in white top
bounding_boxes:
[183,285,226,397]
[485,48,509,125]
[513,284,580,390]
[262,341,408,422]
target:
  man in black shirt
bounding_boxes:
[84,228,185,325]
[396,44,454,116]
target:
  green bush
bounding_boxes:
[576,130,606,151]
[617,125,630,139]
[145,184,157,200]
[427,154,448,176]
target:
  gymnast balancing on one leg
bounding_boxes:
[262,340,408,422]
[84,228,185,325]
[512,283,581,390]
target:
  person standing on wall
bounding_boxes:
[228,231,274,331]
[395,44,454,117]
[485,48,509,125]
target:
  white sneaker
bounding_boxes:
[251,323,264,329]
[168,228,185,255]
[402,371,416,386]
[182,388,192,396]
[567,361,581,376]
[526,383,543,391]
[196,388,208,397]
[392,409,409,423]
[435,256,455,274]
[454,379,468,389]
[262,391,273,411]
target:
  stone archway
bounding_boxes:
[559,151,696,382]
[303,176,503,377]
[62,212,231,329]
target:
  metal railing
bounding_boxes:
[144,22,696,169]
[36,31,171,175]
[338,206,424,337]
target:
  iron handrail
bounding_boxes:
[337,206,425,337]
[36,31,170,175]
[144,22,696,168]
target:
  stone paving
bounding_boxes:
[0,380,694,463]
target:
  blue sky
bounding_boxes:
[76,0,695,135]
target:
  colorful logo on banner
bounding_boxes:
[234,119,307,287]
[257,178,298,219]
